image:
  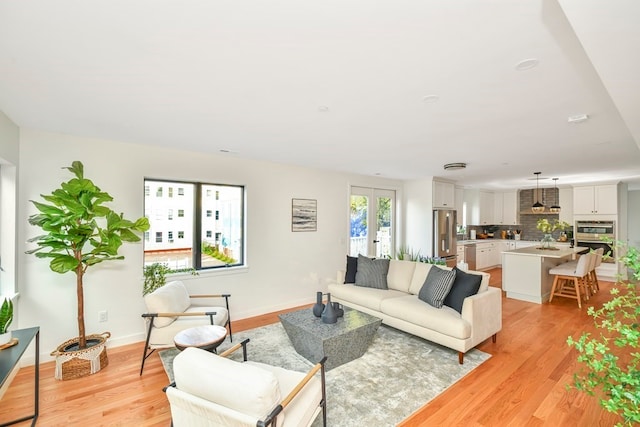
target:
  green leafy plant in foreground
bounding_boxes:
[567,244,640,426]
[26,161,149,349]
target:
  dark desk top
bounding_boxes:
[0,327,39,389]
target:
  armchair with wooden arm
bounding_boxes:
[140,280,232,375]
[164,338,327,427]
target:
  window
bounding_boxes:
[144,186,150,196]
[144,179,245,271]
[144,232,149,242]
[168,187,173,198]
[156,187,163,197]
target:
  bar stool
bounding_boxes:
[588,248,604,294]
[548,252,594,308]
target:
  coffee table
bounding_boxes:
[174,325,228,352]
[279,307,381,370]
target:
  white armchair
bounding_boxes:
[164,340,327,427]
[140,280,231,375]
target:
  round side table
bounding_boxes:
[174,325,228,352]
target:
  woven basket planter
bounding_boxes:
[51,332,111,380]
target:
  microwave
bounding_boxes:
[575,220,615,242]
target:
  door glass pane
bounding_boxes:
[350,195,368,256]
[376,196,392,258]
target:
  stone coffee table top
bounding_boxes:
[279,307,382,370]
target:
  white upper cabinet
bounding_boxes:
[573,184,617,215]
[558,187,573,223]
[493,191,518,225]
[479,191,494,225]
[454,187,464,225]
[433,180,455,209]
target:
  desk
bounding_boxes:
[0,327,39,426]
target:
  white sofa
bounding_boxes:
[328,259,502,363]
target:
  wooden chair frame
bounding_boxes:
[140,294,232,375]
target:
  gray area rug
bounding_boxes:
[160,322,490,426]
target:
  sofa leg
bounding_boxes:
[492,333,497,343]
[458,352,464,364]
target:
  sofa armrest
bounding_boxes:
[336,270,345,284]
[460,287,502,347]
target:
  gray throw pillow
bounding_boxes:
[355,255,389,289]
[418,266,457,308]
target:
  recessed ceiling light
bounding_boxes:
[318,106,329,112]
[567,114,589,124]
[422,95,440,103]
[515,58,539,71]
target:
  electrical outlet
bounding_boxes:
[99,310,108,322]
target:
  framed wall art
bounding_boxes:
[291,198,317,232]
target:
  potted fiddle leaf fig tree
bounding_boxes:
[27,161,149,380]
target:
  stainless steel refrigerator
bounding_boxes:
[433,209,458,267]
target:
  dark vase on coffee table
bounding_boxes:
[322,293,338,324]
[312,291,325,317]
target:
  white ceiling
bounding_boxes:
[1,0,640,190]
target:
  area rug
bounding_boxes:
[160,323,490,426]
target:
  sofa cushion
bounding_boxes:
[444,267,483,314]
[380,295,471,339]
[344,255,358,283]
[418,266,456,308]
[355,255,390,289]
[328,283,407,312]
[144,280,191,328]
[173,347,280,419]
[409,263,434,295]
[386,260,416,293]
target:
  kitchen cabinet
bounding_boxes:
[479,191,494,225]
[455,187,464,225]
[476,241,499,270]
[433,180,455,209]
[493,191,518,225]
[558,187,573,224]
[457,244,465,263]
[573,184,617,215]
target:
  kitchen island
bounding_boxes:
[502,246,588,304]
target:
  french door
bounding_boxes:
[349,186,395,258]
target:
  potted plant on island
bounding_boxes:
[567,243,640,426]
[0,297,13,346]
[27,161,149,380]
[536,218,571,249]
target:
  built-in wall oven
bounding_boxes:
[575,220,615,262]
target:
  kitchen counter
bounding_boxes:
[501,246,586,258]
[501,246,588,304]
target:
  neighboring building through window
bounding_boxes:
[144,179,245,270]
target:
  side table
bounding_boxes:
[174,325,227,352]
[0,327,39,426]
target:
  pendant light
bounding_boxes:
[549,178,561,213]
[531,172,545,213]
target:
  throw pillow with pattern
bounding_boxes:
[355,255,389,289]
[418,266,457,308]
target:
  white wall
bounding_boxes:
[403,178,434,257]
[17,129,402,363]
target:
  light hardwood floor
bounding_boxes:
[0,267,621,426]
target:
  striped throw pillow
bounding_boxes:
[418,266,457,308]
[355,255,389,289]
